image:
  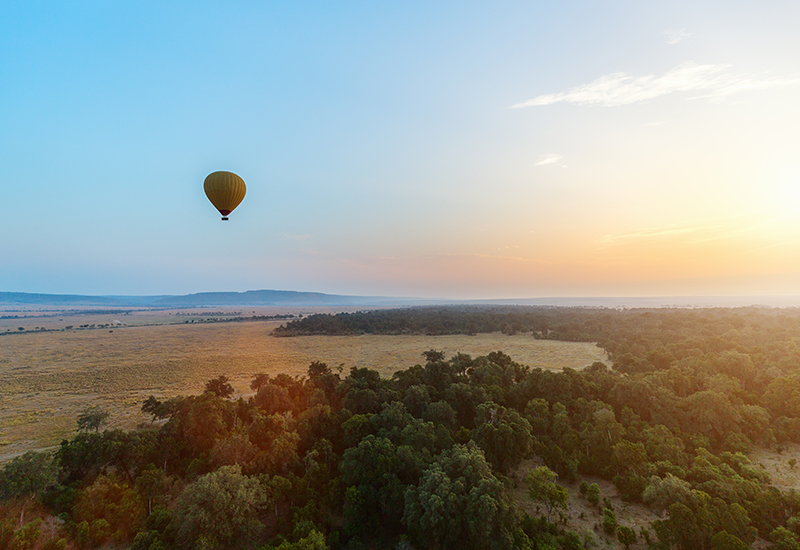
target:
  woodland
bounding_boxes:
[4,305,800,549]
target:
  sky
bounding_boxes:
[1,1,799,299]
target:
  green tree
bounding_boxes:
[0,450,57,502]
[472,402,532,474]
[4,518,42,550]
[74,474,147,544]
[602,508,617,536]
[0,450,57,527]
[653,501,707,550]
[255,384,294,416]
[250,373,271,392]
[169,393,233,454]
[264,529,329,549]
[682,390,741,444]
[205,375,235,399]
[524,398,550,437]
[771,526,800,550]
[617,525,637,549]
[586,483,601,507]
[343,388,381,415]
[709,531,749,550]
[77,405,110,432]
[422,350,445,363]
[423,400,457,430]
[102,428,158,484]
[403,385,433,418]
[210,431,258,468]
[135,465,169,515]
[307,361,340,400]
[340,435,412,537]
[141,395,184,422]
[578,406,623,475]
[141,396,162,421]
[641,424,687,468]
[55,431,108,483]
[343,367,386,414]
[444,383,489,428]
[404,442,516,550]
[525,466,568,523]
[266,475,292,519]
[171,465,265,550]
[642,474,694,515]
[612,440,647,476]
[718,502,756,545]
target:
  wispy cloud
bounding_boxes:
[283,233,311,241]
[536,154,562,166]
[512,62,799,108]
[440,252,553,265]
[596,218,767,247]
[597,224,719,246]
[299,248,327,256]
[664,29,690,45]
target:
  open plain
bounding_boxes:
[0,307,606,461]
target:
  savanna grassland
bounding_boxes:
[7,305,800,549]
[0,308,605,460]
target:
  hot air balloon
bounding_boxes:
[204,171,246,221]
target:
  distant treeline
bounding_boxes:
[274,304,800,354]
[180,314,299,325]
[6,306,800,549]
[272,305,592,337]
[174,311,298,318]
[1,314,300,336]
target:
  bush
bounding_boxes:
[617,525,636,548]
[602,508,617,536]
[586,483,600,507]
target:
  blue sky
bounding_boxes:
[2,1,799,298]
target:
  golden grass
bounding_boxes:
[0,311,606,460]
[751,443,800,492]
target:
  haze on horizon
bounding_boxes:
[1,1,798,300]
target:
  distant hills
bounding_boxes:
[153,290,421,307]
[0,290,429,308]
[2,290,800,309]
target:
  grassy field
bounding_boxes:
[0,305,352,331]
[0,309,606,461]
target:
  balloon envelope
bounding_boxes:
[204,171,246,220]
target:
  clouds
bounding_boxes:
[535,154,561,166]
[512,62,799,108]
[283,233,311,241]
[595,218,768,249]
[663,29,690,45]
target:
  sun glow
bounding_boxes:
[767,169,800,222]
